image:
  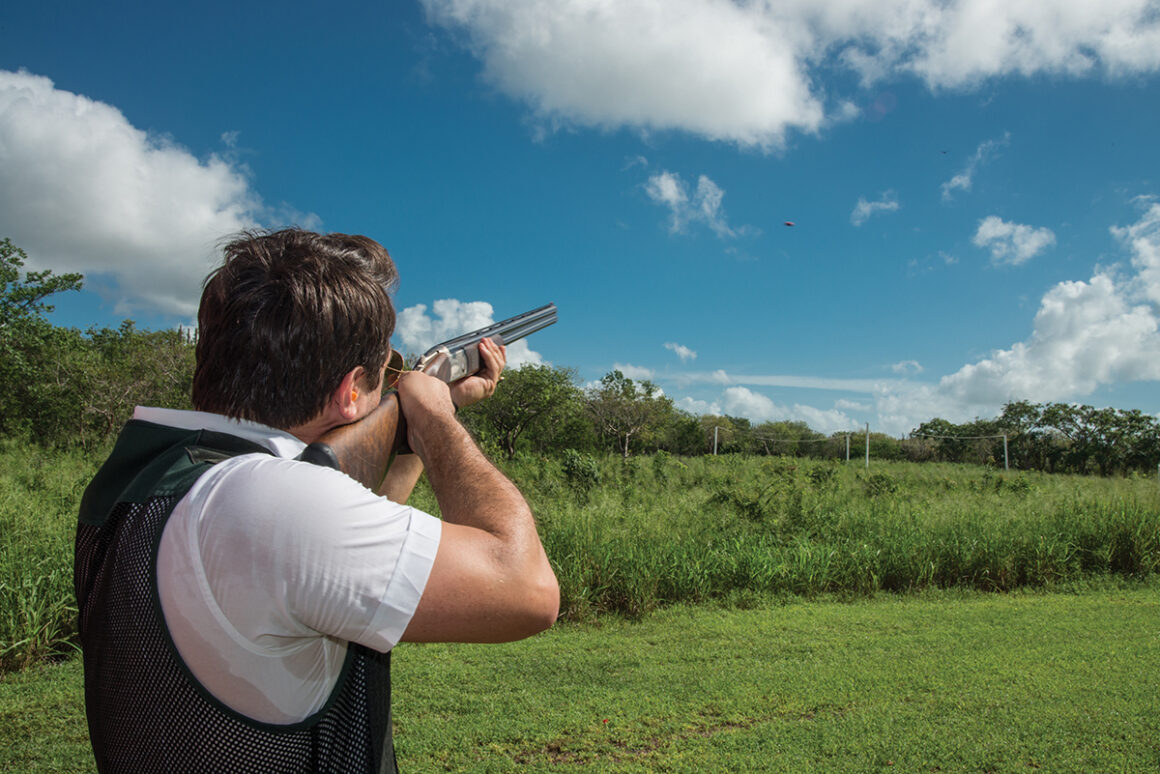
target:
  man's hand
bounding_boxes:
[382,338,505,503]
[447,337,506,409]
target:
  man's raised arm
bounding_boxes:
[397,340,559,643]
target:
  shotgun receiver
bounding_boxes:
[298,303,557,491]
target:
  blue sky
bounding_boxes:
[3,0,1160,435]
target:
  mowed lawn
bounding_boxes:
[3,584,1158,773]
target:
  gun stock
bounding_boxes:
[298,303,557,492]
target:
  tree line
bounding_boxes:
[909,402,1160,477]
[1,239,194,450]
[3,237,1158,476]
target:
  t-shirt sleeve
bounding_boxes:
[197,455,441,653]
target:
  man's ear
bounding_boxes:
[333,366,367,422]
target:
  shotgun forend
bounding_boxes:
[411,302,557,383]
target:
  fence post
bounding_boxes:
[1003,434,1009,471]
[846,433,850,462]
[713,426,718,456]
[865,423,870,469]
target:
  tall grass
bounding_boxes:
[3,441,1159,671]
[503,453,1160,620]
[0,440,96,670]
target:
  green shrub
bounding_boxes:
[561,449,601,495]
[863,472,898,497]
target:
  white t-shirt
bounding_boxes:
[143,407,442,725]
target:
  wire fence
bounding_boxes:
[712,425,1014,470]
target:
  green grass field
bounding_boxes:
[3,440,1160,770]
[4,584,1158,772]
[4,441,1160,669]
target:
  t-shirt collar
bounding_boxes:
[132,406,306,459]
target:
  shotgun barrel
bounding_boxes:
[412,302,557,382]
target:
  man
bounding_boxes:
[74,228,559,772]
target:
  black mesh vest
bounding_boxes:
[74,420,398,773]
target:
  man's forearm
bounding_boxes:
[411,413,532,535]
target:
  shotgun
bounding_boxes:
[298,303,557,491]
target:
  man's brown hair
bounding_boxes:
[192,228,398,429]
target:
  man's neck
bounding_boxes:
[286,416,339,445]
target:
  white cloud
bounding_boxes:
[721,387,776,420]
[891,359,924,375]
[421,0,1160,149]
[870,381,948,436]
[888,202,1160,430]
[881,2,1160,87]
[422,0,823,150]
[835,398,870,412]
[676,370,897,393]
[622,154,649,170]
[664,341,697,362]
[397,299,546,368]
[973,216,1056,265]
[721,386,860,435]
[850,190,900,226]
[0,70,302,321]
[790,404,863,436]
[1111,198,1160,306]
[644,170,686,215]
[612,363,656,382]
[645,171,741,238]
[938,270,1160,406]
[693,176,733,238]
[674,395,721,416]
[941,133,1010,201]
